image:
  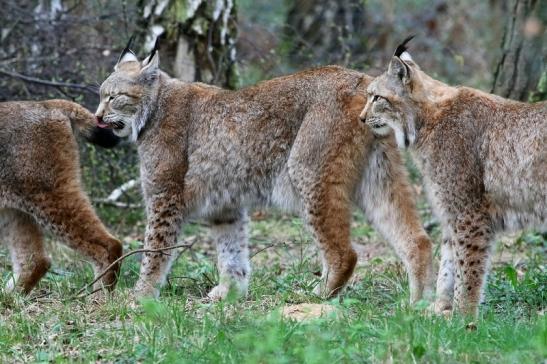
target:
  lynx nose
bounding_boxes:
[359,105,369,122]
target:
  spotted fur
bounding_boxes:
[361,51,547,317]
[96,51,434,302]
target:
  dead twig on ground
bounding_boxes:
[250,240,287,259]
[73,241,196,299]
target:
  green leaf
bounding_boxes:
[504,265,518,288]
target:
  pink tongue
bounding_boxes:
[96,116,109,128]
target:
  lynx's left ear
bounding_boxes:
[114,35,138,71]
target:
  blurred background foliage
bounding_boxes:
[0,0,545,234]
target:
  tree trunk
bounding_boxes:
[492,0,546,101]
[139,0,238,88]
[284,0,367,68]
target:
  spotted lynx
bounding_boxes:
[95,41,434,302]
[360,37,546,317]
[0,100,122,294]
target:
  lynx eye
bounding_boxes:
[372,95,388,103]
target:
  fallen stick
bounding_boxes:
[73,241,195,298]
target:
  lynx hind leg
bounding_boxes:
[452,211,493,317]
[434,236,455,314]
[287,117,358,297]
[207,210,251,301]
[30,191,122,292]
[292,174,357,297]
[1,209,51,294]
[356,140,434,303]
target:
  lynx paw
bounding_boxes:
[207,281,248,302]
[207,284,231,301]
[430,299,453,317]
[4,275,18,294]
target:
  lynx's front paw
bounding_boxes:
[207,284,231,301]
[430,298,453,317]
[312,281,338,298]
[207,280,248,302]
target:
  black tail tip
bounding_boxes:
[87,127,121,148]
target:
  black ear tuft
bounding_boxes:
[394,35,415,58]
[148,37,160,60]
[116,35,136,64]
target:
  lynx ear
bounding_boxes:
[388,56,410,84]
[393,35,415,58]
[142,37,160,67]
[114,35,138,71]
[141,51,159,74]
[389,35,415,83]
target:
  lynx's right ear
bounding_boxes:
[114,35,138,71]
[140,50,159,77]
[140,37,160,78]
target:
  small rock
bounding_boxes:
[281,303,336,321]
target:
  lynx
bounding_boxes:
[360,37,546,317]
[95,42,434,302]
[0,99,123,294]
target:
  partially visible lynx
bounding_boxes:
[360,37,546,317]
[0,99,122,294]
[95,42,434,302]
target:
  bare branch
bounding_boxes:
[91,178,142,208]
[92,199,143,209]
[106,178,140,202]
[0,69,99,94]
[73,241,196,299]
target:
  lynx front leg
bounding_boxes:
[134,195,185,298]
[357,141,434,303]
[452,212,493,317]
[207,210,251,301]
[1,209,51,294]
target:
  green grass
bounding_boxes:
[0,214,545,363]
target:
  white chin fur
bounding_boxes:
[371,125,392,136]
[113,124,131,138]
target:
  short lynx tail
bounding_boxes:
[47,99,120,148]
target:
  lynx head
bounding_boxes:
[95,37,161,141]
[359,36,422,148]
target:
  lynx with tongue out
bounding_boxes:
[94,37,434,304]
